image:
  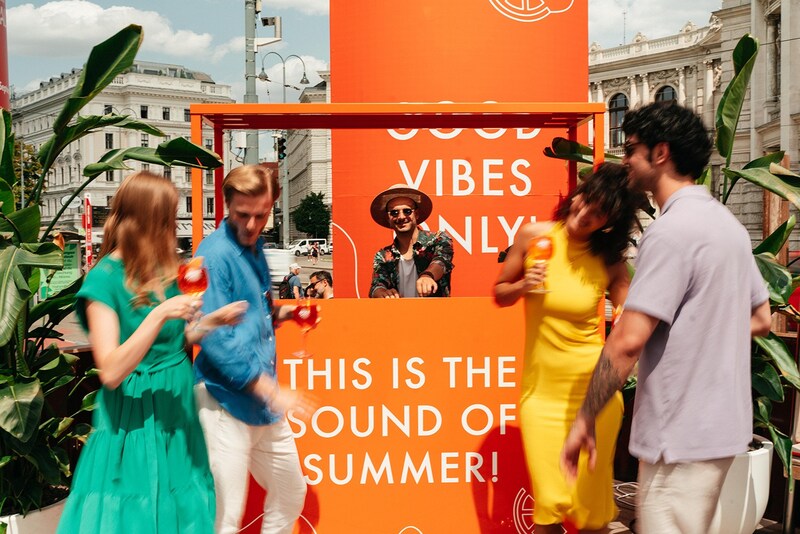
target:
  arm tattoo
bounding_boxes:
[580,347,627,420]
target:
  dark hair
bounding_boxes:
[622,102,712,179]
[311,270,333,287]
[554,162,643,265]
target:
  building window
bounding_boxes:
[141,133,149,147]
[185,197,192,213]
[655,86,677,103]
[206,197,214,215]
[105,133,114,149]
[105,170,114,182]
[204,138,213,150]
[162,107,170,121]
[184,108,191,122]
[609,93,629,147]
[205,169,214,185]
[142,163,150,172]
[140,105,149,119]
[103,104,113,115]
[163,166,172,179]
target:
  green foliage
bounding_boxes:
[715,34,759,167]
[541,33,800,476]
[0,25,223,518]
[291,192,331,239]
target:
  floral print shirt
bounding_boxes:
[370,229,455,297]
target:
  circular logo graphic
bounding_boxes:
[488,0,574,23]
[512,487,535,534]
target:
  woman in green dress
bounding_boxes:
[57,172,246,533]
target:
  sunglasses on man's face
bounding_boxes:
[388,208,414,218]
[623,141,644,157]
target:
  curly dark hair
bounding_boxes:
[554,162,644,265]
[622,102,712,179]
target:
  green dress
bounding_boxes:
[57,256,215,533]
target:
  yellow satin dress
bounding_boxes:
[520,222,622,529]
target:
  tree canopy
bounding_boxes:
[292,192,331,238]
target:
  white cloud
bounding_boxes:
[266,0,328,16]
[8,1,235,60]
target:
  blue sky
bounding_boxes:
[6,0,723,102]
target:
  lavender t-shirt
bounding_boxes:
[625,186,768,464]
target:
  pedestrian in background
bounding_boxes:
[310,270,334,299]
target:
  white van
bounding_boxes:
[287,238,329,256]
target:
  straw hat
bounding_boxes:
[369,184,433,228]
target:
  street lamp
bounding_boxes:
[258,53,310,247]
[258,52,310,103]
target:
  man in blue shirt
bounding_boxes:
[194,165,313,534]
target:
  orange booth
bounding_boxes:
[188,102,604,533]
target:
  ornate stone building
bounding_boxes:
[11,60,235,249]
[589,0,799,245]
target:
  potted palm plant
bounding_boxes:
[0,25,222,533]
[545,33,800,534]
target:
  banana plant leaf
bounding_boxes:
[754,333,800,391]
[754,252,793,305]
[752,359,784,402]
[723,166,800,212]
[83,137,222,178]
[27,277,82,327]
[0,111,15,214]
[697,167,712,190]
[0,206,40,244]
[542,137,622,165]
[754,215,795,256]
[767,424,792,477]
[0,378,43,442]
[0,178,13,217]
[715,34,758,166]
[51,25,142,133]
[38,114,164,169]
[0,243,63,346]
[722,152,789,205]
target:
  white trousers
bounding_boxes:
[637,457,733,534]
[196,384,307,534]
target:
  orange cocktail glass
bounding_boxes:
[525,236,553,293]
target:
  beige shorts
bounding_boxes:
[637,457,734,534]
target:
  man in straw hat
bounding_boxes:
[369,184,454,298]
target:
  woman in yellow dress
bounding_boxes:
[494,163,642,533]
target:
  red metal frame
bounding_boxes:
[189,102,606,252]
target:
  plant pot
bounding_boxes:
[0,499,66,534]
[708,435,773,534]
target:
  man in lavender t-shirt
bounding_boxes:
[562,103,771,534]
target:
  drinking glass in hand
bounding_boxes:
[178,257,209,297]
[292,299,321,358]
[524,236,553,293]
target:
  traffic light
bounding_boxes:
[277,138,286,160]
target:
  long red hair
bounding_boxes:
[98,171,179,306]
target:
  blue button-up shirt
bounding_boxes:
[194,219,280,425]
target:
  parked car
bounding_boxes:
[287,238,329,256]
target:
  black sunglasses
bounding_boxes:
[623,141,644,157]
[388,208,414,218]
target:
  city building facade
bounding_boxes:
[281,70,332,244]
[11,60,235,250]
[588,0,800,246]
